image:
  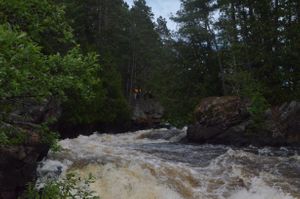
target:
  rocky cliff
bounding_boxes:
[0,133,49,199]
[0,97,60,199]
[187,96,300,146]
[132,98,164,128]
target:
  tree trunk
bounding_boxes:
[206,22,226,95]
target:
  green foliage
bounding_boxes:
[54,0,137,128]
[0,0,134,144]
[0,120,59,150]
[23,173,100,199]
[0,0,74,54]
[38,124,61,152]
[152,0,223,124]
[0,125,27,146]
[46,48,101,101]
[226,69,260,97]
[0,23,101,147]
[59,56,130,127]
[248,94,269,125]
[0,132,9,145]
[99,58,131,124]
[161,0,300,124]
[216,0,299,103]
[0,24,100,104]
[227,69,269,126]
[61,0,163,96]
[0,25,47,99]
[1,0,297,137]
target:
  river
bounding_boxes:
[37,128,300,199]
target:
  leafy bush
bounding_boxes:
[0,25,101,104]
[23,173,100,199]
[0,25,101,147]
[0,125,27,146]
[0,0,74,54]
[248,93,269,125]
[59,57,131,128]
[226,69,269,126]
[0,0,131,144]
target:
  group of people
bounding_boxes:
[132,88,153,100]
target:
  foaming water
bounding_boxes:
[229,178,295,199]
[37,128,300,199]
[75,164,183,199]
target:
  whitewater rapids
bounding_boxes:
[37,128,300,199]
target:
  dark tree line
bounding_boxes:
[153,0,300,124]
[57,0,163,100]
[55,0,300,125]
[0,0,299,135]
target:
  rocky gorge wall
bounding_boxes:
[0,98,60,199]
[187,96,300,147]
[0,134,49,199]
[0,96,165,199]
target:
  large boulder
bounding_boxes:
[187,97,300,146]
[194,96,250,128]
[132,98,164,128]
[265,101,300,144]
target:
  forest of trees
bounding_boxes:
[59,0,300,125]
[0,0,299,145]
[163,0,300,124]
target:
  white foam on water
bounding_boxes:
[37,129,300,199]
[36,159,73,188]
[73,163,184,199]
[229,177,296,199]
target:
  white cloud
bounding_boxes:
[124,0,181,31]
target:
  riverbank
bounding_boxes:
[1,97,299,198]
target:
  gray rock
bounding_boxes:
[0,97,60,198]
[0,141,49,199]
[132,98,164,126]
[187,97,300,147]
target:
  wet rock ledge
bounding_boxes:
[187,96,300,147]
[0,98,59,199]
[0,133,49,199]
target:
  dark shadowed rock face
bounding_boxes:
[0,134,49,199]
[132,98,164,128]
[187,97,300,147]
[268,101,300,144]
[188,96,250,144]
[194,96,250,127]
[0,98,58,199]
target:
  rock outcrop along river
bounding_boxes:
[37,128,300,199]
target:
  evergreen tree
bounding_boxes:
[52,0,132,128]
[127,0,162,99]
[156,16,171,43]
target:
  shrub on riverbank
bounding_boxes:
[23,173,100,199]
[0,24,101,147]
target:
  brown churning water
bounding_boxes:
[37,128,300,199]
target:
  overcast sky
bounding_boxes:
[124,0,181,30]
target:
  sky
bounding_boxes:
[124,0,181,31]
